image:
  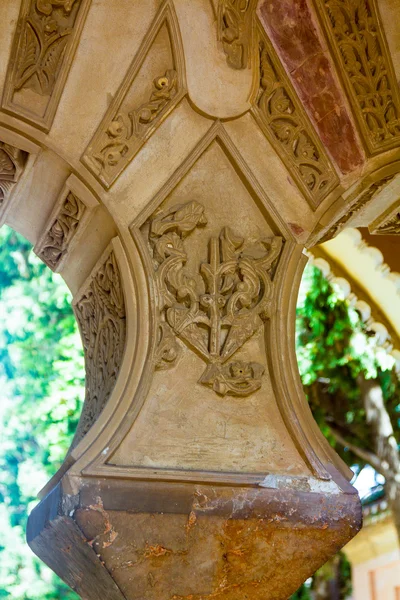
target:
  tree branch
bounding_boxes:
[328,424,387,476]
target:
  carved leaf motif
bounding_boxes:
[40,34,69,93]
[218,0,252,69]
[255,38,337,205]
[72,251,126,445]
[15,22,41,91]
[12,0,81,99]
[36,0,78,15]
[38,192,86,270]
[0,143,27,208]
[147,201,282,397]
[321,0,400,150]
[151,201,207,238]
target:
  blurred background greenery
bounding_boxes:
[0,226,83,600]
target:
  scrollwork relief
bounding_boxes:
[36,191,86,270]
[0,142,27,209]
[146,200,282,397]
[72,250,126,445]
[2,0,88,130]
[253,34,338,208]
[91,70,178,180]
[316,0,400,152]
[83,8,184,189]
[218,0,253,69]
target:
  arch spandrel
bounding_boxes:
[2,0,400,597]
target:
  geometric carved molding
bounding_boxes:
[318,174,397,243]
[1,0,91,132]
[314,0,400,154]
[82,3,185,189]
[369,200,400,235]
[0,141,28,214]
[71,247,126,447]
[144,200,283,397]
[217,0,255,69]
[252,23,339,209]
[34,190,87,271]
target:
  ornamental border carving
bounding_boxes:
[251,22,339,209]
[217,0,256,69]
[369,200,400,235]
[82,2,186,189]
[313,0,400,154]
[0,141,28,217]
[34,174,96,272]
[71,244,127,447]
[1,0,91,132]
[317,172,397,243]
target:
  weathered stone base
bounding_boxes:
[28,475,362,600]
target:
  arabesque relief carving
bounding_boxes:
[36,191,86,270]
[252,33,338,208]
[369,201,400,235]
[0,142,27,210]
[146,200,282,397]
[72,250,126,445]
[83,8,184,189]
[315,0,400,153]
[2,0,88,130]
[218,0,253,69]
[90,70,178,184]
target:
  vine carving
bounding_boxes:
[14,0,81,97]
[254,38,338,207]
[218,0,253,69]
[92,70,177,178]
[2,0,87,129]
[0,142,27,209]
[72,250,126,444]
[319,0,400,152]
[37,191,86,270]
[147,201,282,397]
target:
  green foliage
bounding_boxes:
[0,226,84,600]
[296,264,400,468]
[292,264,400,599]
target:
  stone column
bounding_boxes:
[6,0,400,597]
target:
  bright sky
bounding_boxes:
[352,464,385,499]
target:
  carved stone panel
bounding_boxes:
[146,200,282,397]
[217,0,254,69]
[252,27,339,208]
[35,191,86,270]
[71,249,126,446]
[0,142,28,212]
[314,0,400,154]
[369,201,400,235]
[114,137,311,476]
[2,0,90,131]
[82,5,185,189]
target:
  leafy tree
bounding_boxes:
[292,262,400,598]
[0,225,84,600]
